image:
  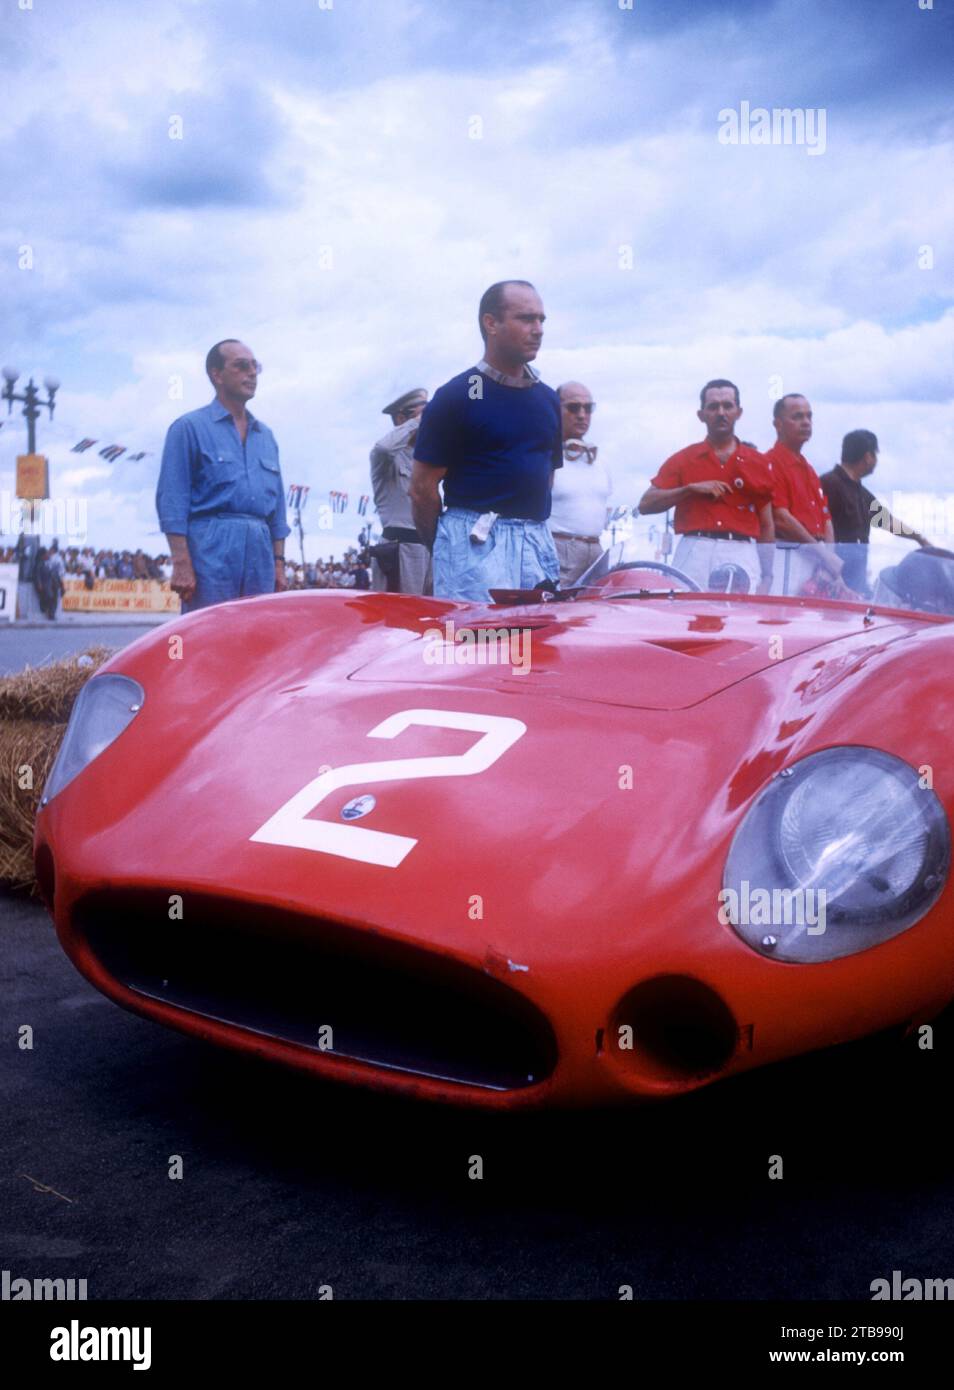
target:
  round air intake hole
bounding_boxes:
[612,975,739,1084]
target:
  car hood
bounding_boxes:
[40,588,953,986]
[347,593,918,710]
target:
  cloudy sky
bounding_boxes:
[1,0,952,555]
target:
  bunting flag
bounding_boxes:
[127,451,149,462]
[71,438,97,453]
[330,489,349,514]
[98,445,126,462]
[287,484,311,512]
[357,494,370,516]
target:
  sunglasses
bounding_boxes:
[227,359,263,374]
[565,402,595,414]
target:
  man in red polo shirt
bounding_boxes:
[638,379,775,593]
[766,393,843,595]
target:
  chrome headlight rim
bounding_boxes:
[41,672,145,806]
[723,745,950,964]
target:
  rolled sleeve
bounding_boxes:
[156,416,195,534]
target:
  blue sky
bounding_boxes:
[1,0,952,554]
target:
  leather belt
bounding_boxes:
[552,531,601,544]
[684,529,755,544]
[382,526,423,544]
[198,511,268,523]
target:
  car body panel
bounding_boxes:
[37,585,954,1108]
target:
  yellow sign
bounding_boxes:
[16,454,49,499]
[61,578,181,614]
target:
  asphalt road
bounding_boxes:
[0,624,162,675]
[2,892,953,1300]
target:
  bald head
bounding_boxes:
[558,381,595,440]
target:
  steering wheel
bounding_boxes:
[599,560,702,592]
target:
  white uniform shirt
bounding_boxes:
[549,443,612,538]
[370,417,420,530]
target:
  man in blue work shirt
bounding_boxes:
[410,280,562,602]
[156,338,290,611]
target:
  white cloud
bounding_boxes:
[1,0,951,556]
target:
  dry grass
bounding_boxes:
[0,645,114,724]
[0,647,115,892]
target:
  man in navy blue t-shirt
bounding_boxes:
[410,280,562,601]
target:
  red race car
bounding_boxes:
[35,541,954,1109]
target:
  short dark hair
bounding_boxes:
[842,428,879,465]
[773,392,808,421]
[699,378,740,408]
[206,339,242,381]
[478,280,536,342]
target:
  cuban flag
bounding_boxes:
[358,494,370,516]
[71,438,97,453]
[99,445,126,462]
[127,451,148,462]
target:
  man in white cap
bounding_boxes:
[369,387,431,594]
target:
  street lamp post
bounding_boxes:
[2,366,60,615]
[2,366,59,455]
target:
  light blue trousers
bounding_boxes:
[433,508,560,602]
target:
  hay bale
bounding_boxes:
[0,646,114,892]
[0,645,114,723]
[0,720,67,891]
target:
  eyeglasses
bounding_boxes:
[565,402,595,414]
[227,359,263,374]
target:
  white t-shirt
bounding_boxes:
[549,446,612,538]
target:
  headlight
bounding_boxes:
[41,674,144,805]
[723,747,950,963]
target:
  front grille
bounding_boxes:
[74,891,556,1092]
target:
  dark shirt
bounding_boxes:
[413,367,562,521]
[820,464,879,544]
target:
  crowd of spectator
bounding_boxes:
[0,543,171,581]
[286,547,371,590]
[0,542,372,591]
